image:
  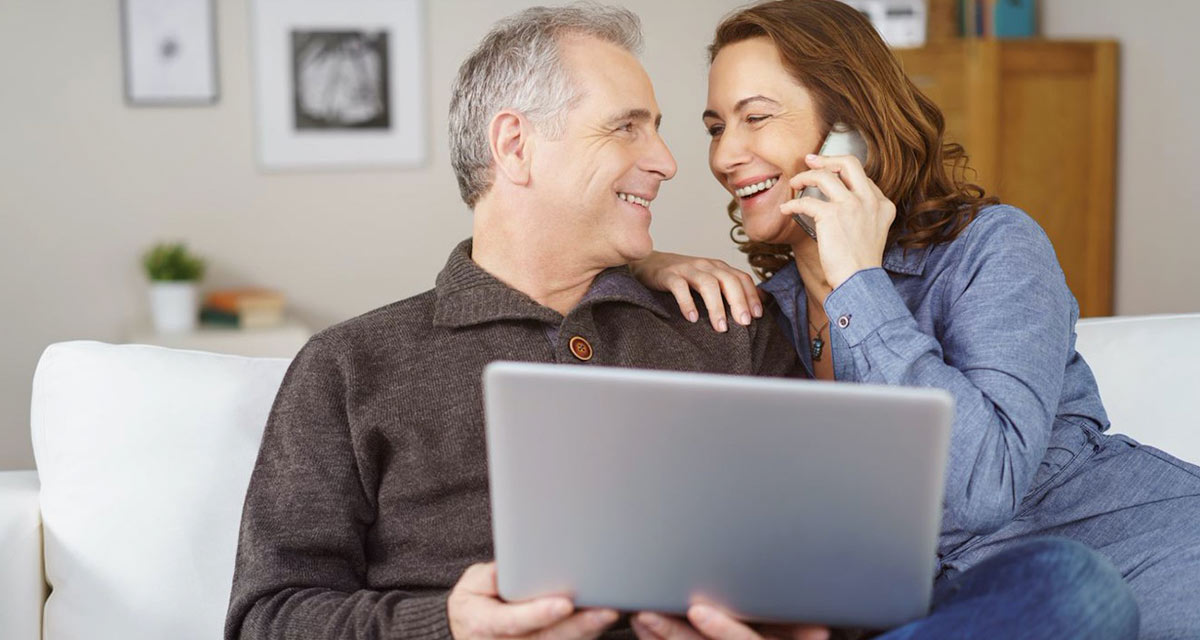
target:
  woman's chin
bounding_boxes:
[742,210,801,247]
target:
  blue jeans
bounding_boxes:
[877,538,1138,639]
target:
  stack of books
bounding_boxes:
[960,0,1035,39]
[200,288,286,329]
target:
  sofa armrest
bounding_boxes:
[0,470,46,640]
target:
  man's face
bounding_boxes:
[528,35,677,267]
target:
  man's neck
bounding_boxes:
[471,205,604,317]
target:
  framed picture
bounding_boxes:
[251,0,427,170]
[842,0,927,49]
[121,0,220,105]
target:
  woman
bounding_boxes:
[632,1,1200,638]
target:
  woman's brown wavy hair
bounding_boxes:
[710,0,998,280]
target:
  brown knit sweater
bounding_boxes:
[225,240,804,640]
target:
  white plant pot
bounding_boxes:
[148,281,199,334]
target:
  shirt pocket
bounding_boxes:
[1015,419,1100,518]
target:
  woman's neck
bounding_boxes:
[790,239,832,312]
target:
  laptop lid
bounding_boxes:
[484,362,952,629]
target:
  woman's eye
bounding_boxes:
[617,122,635,133]
[706,123,724,137]
[747,115,769,124]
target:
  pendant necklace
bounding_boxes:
[808,318,830,362]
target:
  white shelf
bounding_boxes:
[124,320,312,358]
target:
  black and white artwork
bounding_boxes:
[291,30,392,130]
[252,0,425,170]
[121,0,219,105]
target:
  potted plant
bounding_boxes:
[142,242,207,333]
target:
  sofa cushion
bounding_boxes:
[1075,313,1200,463]
[0,470,43,640]
[30,341,291,640]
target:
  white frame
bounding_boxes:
[121,0,220,105]
[250,0,427,170]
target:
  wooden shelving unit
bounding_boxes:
[894,38,1118,317]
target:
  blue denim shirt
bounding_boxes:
[760,205,1111,543]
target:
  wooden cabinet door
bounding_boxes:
[896,41,1117,316]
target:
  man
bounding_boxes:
[226,5,1135,640]
[226,6,800,640]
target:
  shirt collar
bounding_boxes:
[433,239,672,328]
[881,243,933,276]
[759,242,933,296]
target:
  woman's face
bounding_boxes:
[704,37,826,246]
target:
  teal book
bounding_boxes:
[199,307,240,327]
[994,0,1035,38]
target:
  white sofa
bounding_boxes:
[2,314,1198,640]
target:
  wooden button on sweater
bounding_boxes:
[569,336,593,361]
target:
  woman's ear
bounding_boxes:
[488,110,532,188]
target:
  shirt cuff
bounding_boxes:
[823,267,912,347]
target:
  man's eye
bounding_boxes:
[706,123,724,137]
[747,115,770,124]
[617,122,635,133]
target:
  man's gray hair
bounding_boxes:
[449,3,644,208]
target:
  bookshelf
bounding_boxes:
[894,38,1118,317]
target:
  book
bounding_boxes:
[200,287,286,328]
[961,0,1035,38]
[199,306,284,329]
[993,0,1035,38]
[204,288,285,313]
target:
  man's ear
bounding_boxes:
[488,110,532,188]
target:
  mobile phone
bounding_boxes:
[792,123,869,240]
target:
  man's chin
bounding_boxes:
[616,235,654,266]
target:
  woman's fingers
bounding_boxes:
[737,270,764,319]
[686,606,762,640]
[639,255,761,327]
[665,278,701,324]
[805,154,875,202]
[711,267,757,327]
[780,195,837,223]
[788,169,852,204]
[668,261,760,330]
[530,609,620,640]
[633,613,707,640]
[692,271,731,332]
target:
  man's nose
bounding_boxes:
[643,131,678,181]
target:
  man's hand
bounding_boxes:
[630,607,829,640]
[448,563,619,640]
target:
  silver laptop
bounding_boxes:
[483,362,953,629]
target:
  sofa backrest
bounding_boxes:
[26,314,1198,638]
[31,341,290,640]
[1074,313,1200,463]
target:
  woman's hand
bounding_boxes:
[630,252,763,333]
[781,154,896,290]
[631,607,829,640]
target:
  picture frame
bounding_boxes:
[842,0,928,49]
[250,0,427,170]
[120,0,220,105]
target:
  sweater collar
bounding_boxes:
[433,239,672,328]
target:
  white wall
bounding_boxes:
[0,0,745,470]
[3,0,1199,470]
[1041,0,1200,316]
